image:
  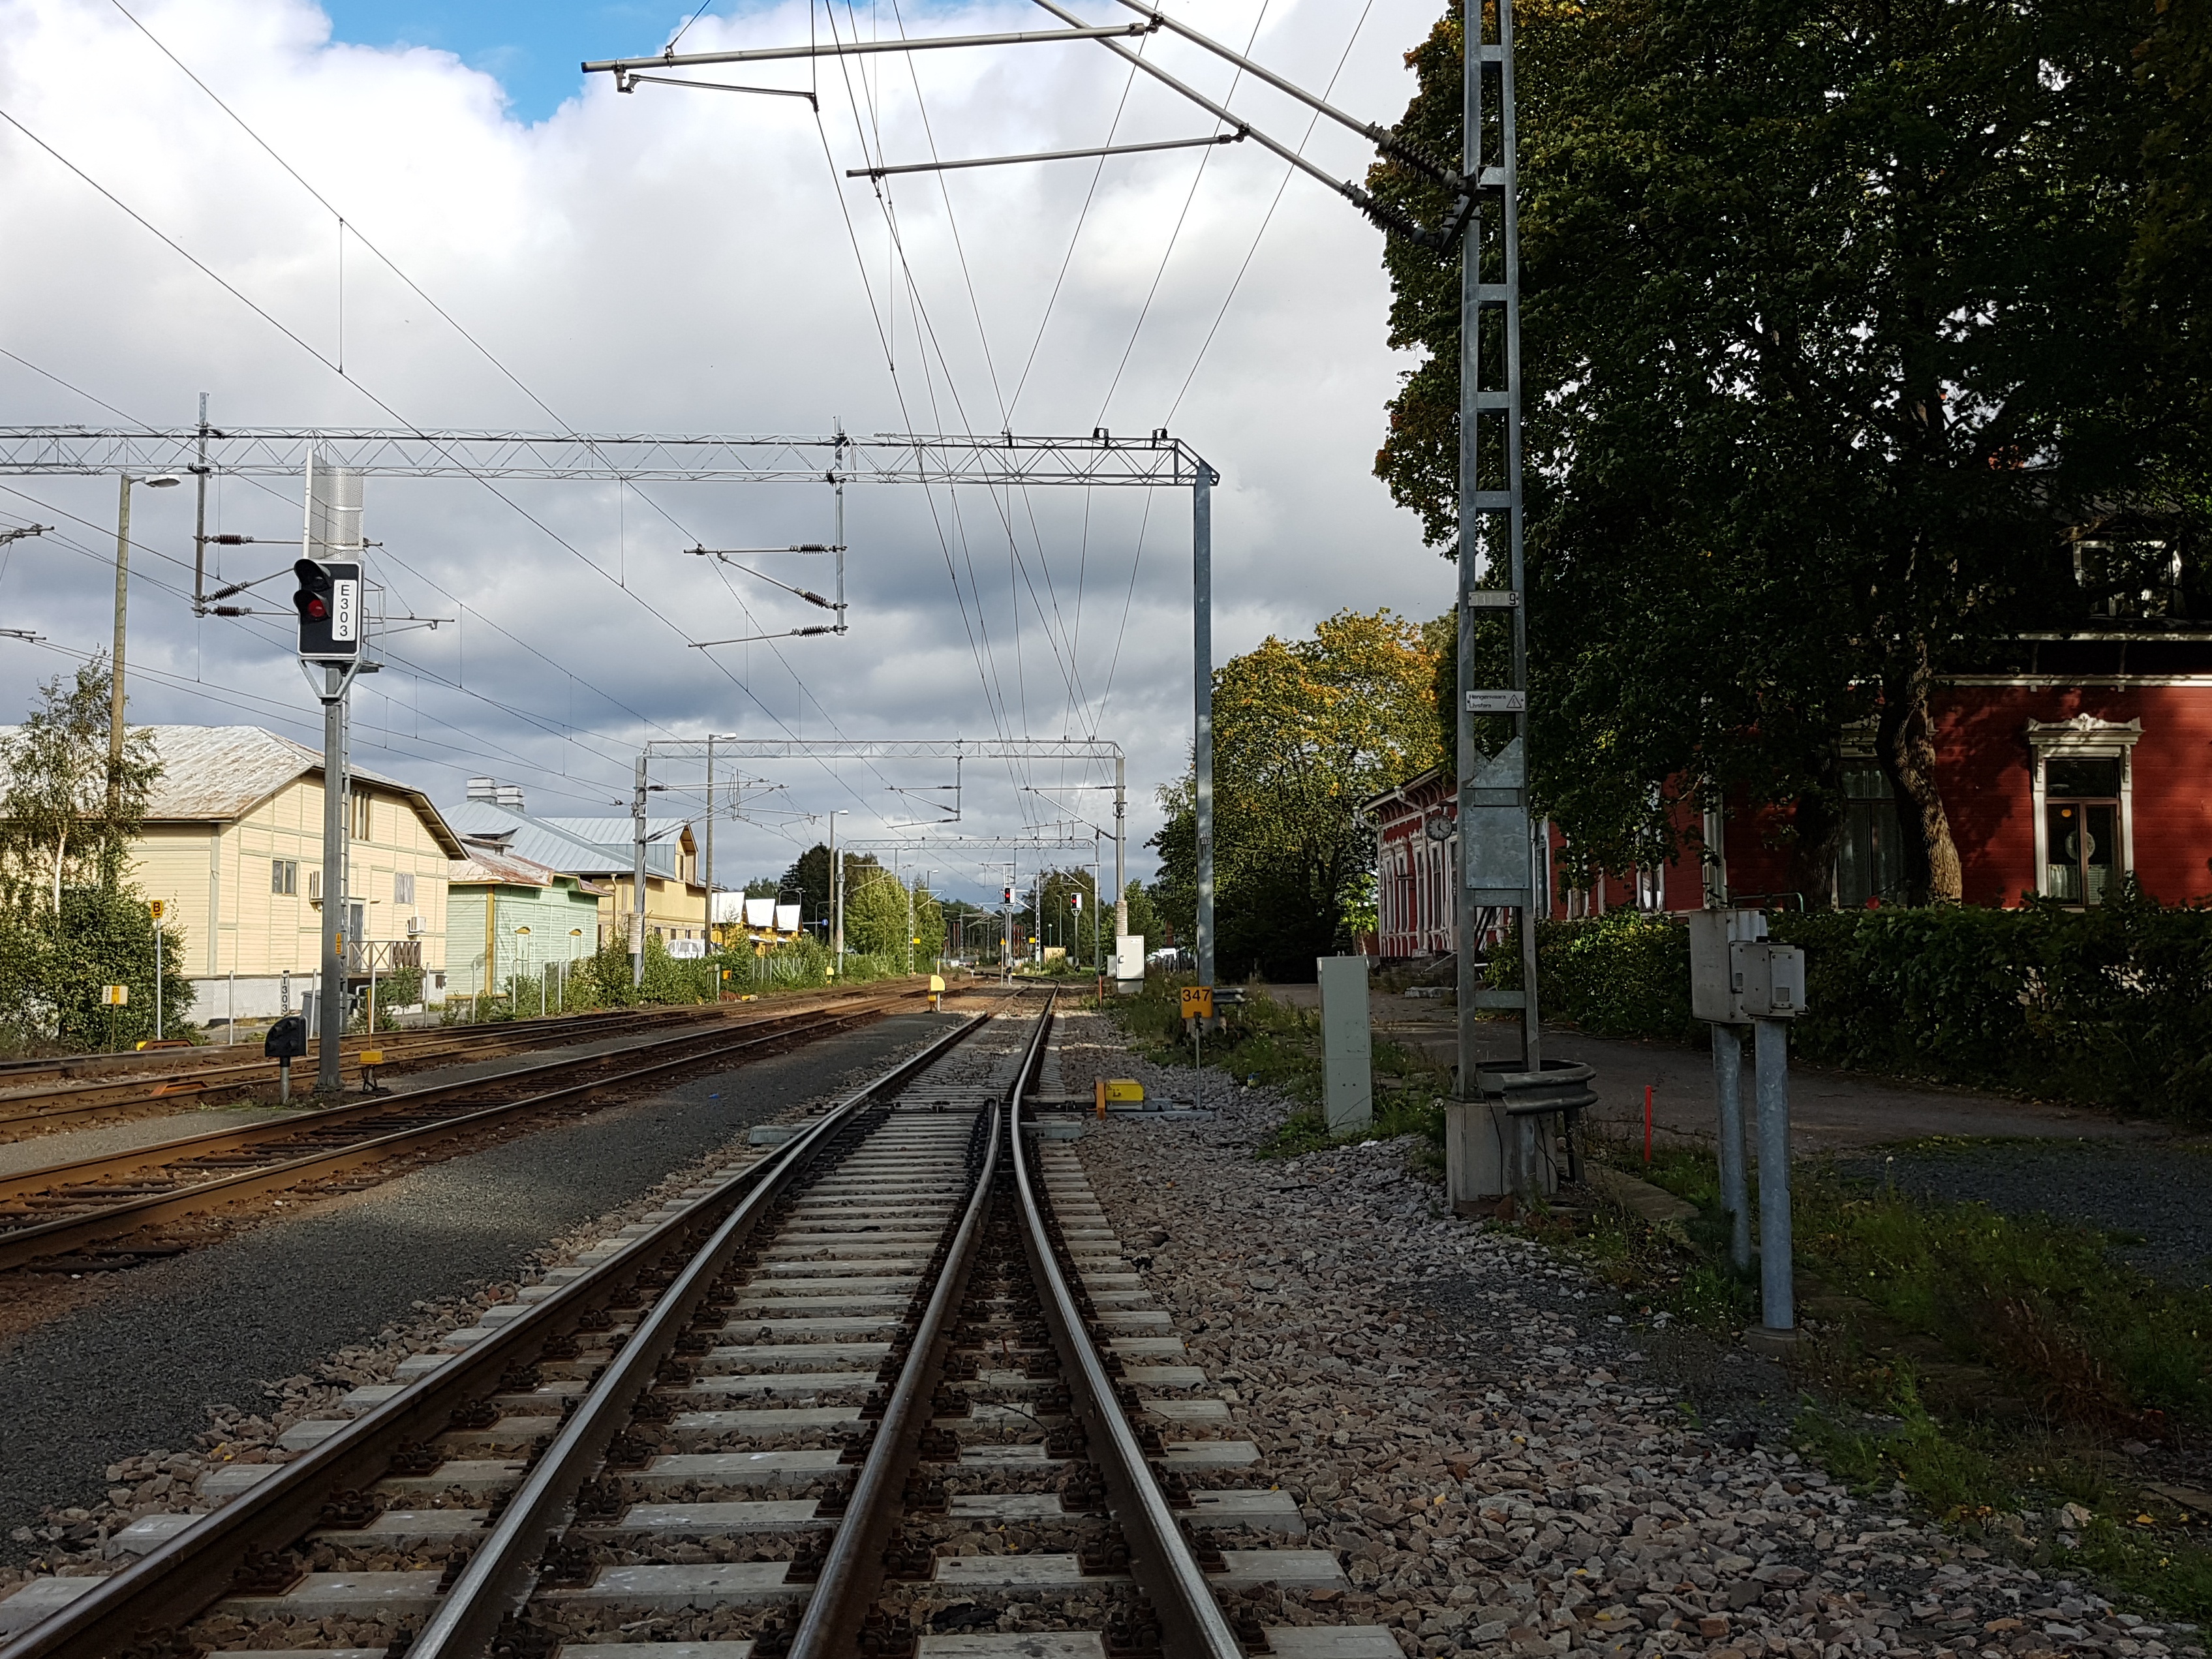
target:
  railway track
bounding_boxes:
[0,986,934,1273]
[0,997,877,1137]
[0,992,1386,1659]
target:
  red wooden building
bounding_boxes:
[1362,537,2212,960]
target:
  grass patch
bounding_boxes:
[1105,975,1450,1161]
[1563,1133,2212,1618]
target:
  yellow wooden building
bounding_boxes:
[125,726,466,1024]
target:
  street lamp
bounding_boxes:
[110,472,180,799]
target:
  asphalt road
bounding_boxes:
[0,1009,957,1549]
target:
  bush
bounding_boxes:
[1487,885,2212,1118]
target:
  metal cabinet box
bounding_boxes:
[1734,942,1807,1018]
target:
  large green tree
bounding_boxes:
[1373,0,2202,900]
[1154,609,1445,978]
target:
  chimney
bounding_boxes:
[466,777,498,802]
[494,784,525,812]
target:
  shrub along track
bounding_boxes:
[0,997,875,1142]
[0,992,1391,1659]
[0,986,937,1275]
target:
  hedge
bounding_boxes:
[1488,885,2212,1118]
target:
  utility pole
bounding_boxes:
[1114,751,1128,944]
[318,662,349,1091]
[190,392,210,605]
[631,750,649,988]
[296,453,364,1097]
[827,810,845,970]
[1193,468,1214,986]
[704,734,715,945]
[110,473,132,806]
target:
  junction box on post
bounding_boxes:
[1689,909,1807,1340]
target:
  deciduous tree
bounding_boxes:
[1373,0,2200,900]
[1154,610,1445,977]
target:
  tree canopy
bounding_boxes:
[1373,0,2205,899]
[1154,609,1445,978]
[0,658,186,1050]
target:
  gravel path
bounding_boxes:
[1053,1010,2194,1659]
[1836,1142,2212,1288]
[0,1009,956,1553]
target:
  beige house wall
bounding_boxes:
[596,874,712,949]
[127,776,452,981]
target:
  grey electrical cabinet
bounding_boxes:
[1687,909,1805,1022]
[1734,942,1807,1018]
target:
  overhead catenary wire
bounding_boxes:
[70,7,905,827]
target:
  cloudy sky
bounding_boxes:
[0,0,1449,907]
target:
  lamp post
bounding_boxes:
[110,472,179,806]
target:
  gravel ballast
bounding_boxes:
[0,1009,956,1554]
[1051,1009,2195,1659]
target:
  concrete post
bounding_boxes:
[1754,1017,1794,1332]
[1317,956,1374,1133]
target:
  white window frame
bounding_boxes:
[2026,714,2142,900]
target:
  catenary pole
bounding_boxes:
[108,474,131,806]
[631,751,649,988]
[1194,466,1215,986]
[1455,0,1541,1090]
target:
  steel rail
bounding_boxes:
[405,997,1041,1656]
[0,1002,733,1128]
[0,1006,660,1095]
[786,991,1052,1658]
[0,990,915,1205]
[1012,1027,1244,1659]
[0,992,925,1271]
[0,1005,1005,1659]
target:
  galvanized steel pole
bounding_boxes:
[630,752,648,988]
[1193,467,1215,987]
[108,474,131,806]
[317,664,348,1095]
[1755,1018,1794,1330]
[1456,0,1541,1096]
[1113,752,1128,943]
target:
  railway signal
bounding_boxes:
[292,557,361,661]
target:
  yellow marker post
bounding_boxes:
[928,973,946,1012]
[1179,986,1214,1113]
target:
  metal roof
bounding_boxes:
[0,724,466,857]
[442,800,694,883]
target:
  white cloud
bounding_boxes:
[0,0,1451,903]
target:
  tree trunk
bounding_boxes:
[1876,641,1963,904]
[1787,748,1846,909]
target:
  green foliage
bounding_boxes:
[1120,881,1159,949]
[0,884,195,1052]
[1490,892,2212,1117]
[1370,0,2207,892]
[1105,975,1449,1150]
[1152,610,1445,979]
[0,659,182,1053]
[1489,909,1702,1043]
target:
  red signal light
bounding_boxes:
[304,596,328,620]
